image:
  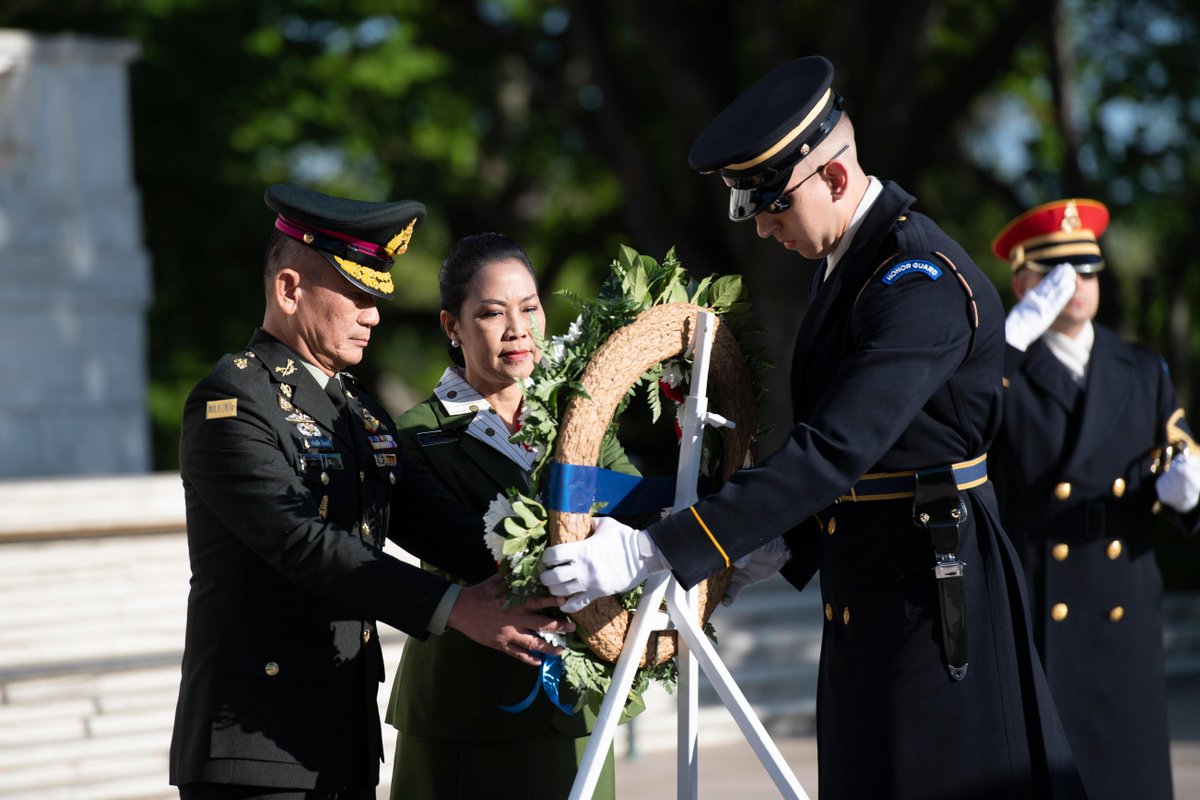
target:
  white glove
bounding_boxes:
[1157,450,1200,513]
[722,537,792,606]
[541,518,670,613]
[1006,263,1077,351]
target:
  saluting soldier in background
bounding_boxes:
[169,186,572,800]
[990,198,1200,800]
[541,56,1085,798]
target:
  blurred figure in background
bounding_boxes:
[991,198,1200,800]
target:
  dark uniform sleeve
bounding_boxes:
[181,374,474,638]
[647,265,976,588]
[385,449,496,583]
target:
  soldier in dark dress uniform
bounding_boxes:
[169,186,573,800]
[990,198,1200,800]
[541,56,1086,798]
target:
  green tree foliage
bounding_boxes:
[2,1,1196,489]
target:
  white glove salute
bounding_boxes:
[1006,263,1076,351]
[540,517,670,613]
[1157,450,1200,513]
[722,536,792,606]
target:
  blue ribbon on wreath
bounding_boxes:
[545,462,678,516]
[499,653,575,716]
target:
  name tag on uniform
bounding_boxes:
[416,429,458,448]
[206,399,237,419]
[375,453,398,467]
[303,436,334,450]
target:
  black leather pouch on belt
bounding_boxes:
[914,464,969,681]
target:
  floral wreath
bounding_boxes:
[483,245,768,715]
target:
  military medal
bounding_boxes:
[285,411,314,423]
[278,394,294,412]
[362,410,381,432]
[296,421,321,437]
[280,384,293,399]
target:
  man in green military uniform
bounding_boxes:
[169,186,572,799]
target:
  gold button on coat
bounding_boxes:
[389,472,396,485]
[1112,478,1126,497]
[1054,482,1072,501]
[827,517,837,535]
[1107,540,1123,560]
[320,472,329,485]
[824,603,833,621]
[1051,543,1069,561]
[842,607,851,625]
[264,661,280,677]
[362,628,372,644]
[1051,603,1069,622]
[1109,606,1125,622]
[359,471,366,482]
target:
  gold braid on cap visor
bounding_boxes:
[332,217,418,295]
[334,256,395,294]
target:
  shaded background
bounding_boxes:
[3,0,1197,581]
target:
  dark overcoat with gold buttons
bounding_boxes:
[648,181,1085,798]
[169,329,495,793]
[992,327,1200,800]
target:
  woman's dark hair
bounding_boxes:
[439,232,538,367]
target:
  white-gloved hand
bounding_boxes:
[1005,263,1077,351]
[540,517,670,613]
[1157,450,1200,513]
[722,537,793,606]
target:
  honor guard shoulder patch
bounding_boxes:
[881,259,942,286]
[206,399,238,419]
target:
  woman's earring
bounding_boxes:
[450,339,460,348]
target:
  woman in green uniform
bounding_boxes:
[386,232,636,799]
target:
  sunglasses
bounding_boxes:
[765,144,850,214]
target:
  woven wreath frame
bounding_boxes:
[548,302,756,665]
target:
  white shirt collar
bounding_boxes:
[826,175,884,278]
[300,359,335,389]
[1042,322,1095,385]
[433,367,535,470]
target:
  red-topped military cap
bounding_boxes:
[688,56,844,222]
[265,184,426,300]
[991,198,1109,274]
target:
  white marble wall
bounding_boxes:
[0,29,150,477]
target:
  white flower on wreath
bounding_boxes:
[538,630,567,649]
[546,314,584,365]
[661,360,686,390]
[482,493,515,562]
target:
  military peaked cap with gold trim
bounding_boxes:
[688,55,844,221]
[264,184,426,300]
[991,198,1109,274]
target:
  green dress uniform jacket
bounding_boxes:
[992,326,1200,800]
[384,390,637,795]
[646,182,1085,798]
[169,329,495,793]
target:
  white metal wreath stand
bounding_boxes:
[568,311,810,800]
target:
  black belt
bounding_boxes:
[839,455,988,502]
[913,463,970,682]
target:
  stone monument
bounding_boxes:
[0,29,151,477]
